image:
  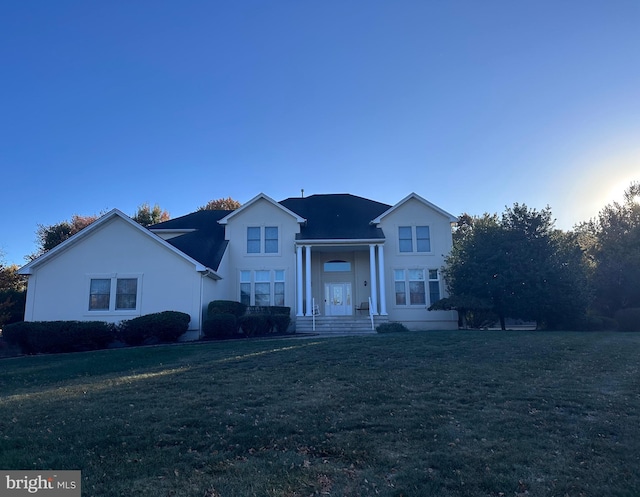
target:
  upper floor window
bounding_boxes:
[247,226,279,254]
[398,226,431,253]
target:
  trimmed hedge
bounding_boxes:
[118,311,191,345]
[208,301,247,319]
[615,308,640,332]
[2,320,116,354]
[238,314,272,337]
[376,322,409,334]
[203,313,238,340]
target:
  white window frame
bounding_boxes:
[393,268,427,306]
[86,273,142,314]
[428,269,441,305]
[398,225,431,254]
[246,226,280,255]
[239,269,286,306]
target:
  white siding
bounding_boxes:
[23,216,205,338]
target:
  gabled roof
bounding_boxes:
[19,209,222,278]
[280,194,390,241]
[218,193,306,225]
[371,192,458,224]
[149,210,231,271]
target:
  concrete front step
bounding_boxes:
[295,316,388,333]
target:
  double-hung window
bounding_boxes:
[398,226,431,253]
[247,226,279,254]
[394,269,427,306]
[88,275,140,312]
[240,270,285,306]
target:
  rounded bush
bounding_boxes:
[376,322,409,334]
[203,313,238,340]
[238,314,271,337]
[119,311,190,345]
[2,320,116,354]
[207,301,247,319]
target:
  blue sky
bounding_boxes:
[1,1,639,265]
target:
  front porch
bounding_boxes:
[295,314,389,333]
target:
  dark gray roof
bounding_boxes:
[149,210,232,271]
[279,194,390,240]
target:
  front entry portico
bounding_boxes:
[324,282,352,316]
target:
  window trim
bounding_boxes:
[246,226,280,255]
[393,268,430,307]
[86,273,142,315]
[397,225,432,254]
[239,269,286,306]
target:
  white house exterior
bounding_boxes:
[19,193,458,338]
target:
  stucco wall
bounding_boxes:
[377,197,458,330]
[23,216,205,335]
[222,198,300,315]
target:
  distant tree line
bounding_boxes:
[433,182,640,330]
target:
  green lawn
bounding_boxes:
[1,331,639,497]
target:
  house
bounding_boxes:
[18,193,459,339]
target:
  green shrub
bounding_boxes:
[376,322,409,334]
[246,306,290,316]
[118,311,190,345]
[270,313,291,334]
[207,301,247,319]
[614,308,640,332]
[203,313,238,340]
[238,314,271,337]
[0,289,26,327]
[2,321,116,354]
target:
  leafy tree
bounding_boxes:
[439,204,589,330]
[0,253,26,326]
[132,202,170,227]
[584,181,640,316]
[33,214,98,256]
[198,197,241,211]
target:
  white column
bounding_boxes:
[369,244,378,315]
[305,245,312,316]
[378,244,387,315]
[296,245,303,316]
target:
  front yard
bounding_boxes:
[1,331,639,496]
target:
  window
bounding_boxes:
[89,279,111,310]
[247,226,279,254]
[116,278,138,310]
[416,226,431,252]
[399,227,413,252]
[398,226,431,253]
[394,269,426,306]
[265,227,278,253]
[239,270,285,306]
[89,275,140,312]
[428,269,441,304]
[247,227,261,253]
[324,260,351,272]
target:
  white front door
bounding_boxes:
[325,283,352,316]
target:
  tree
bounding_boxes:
[439,204,589,330]
[198,197,241,211]
[33,214,98,257]
[0,253,26,326]
[585,181,640,316]
[132,203,170,227]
